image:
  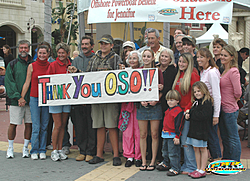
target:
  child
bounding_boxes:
[156,90,184,176]
[185,81,213,178]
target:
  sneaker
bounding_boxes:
[51,150,60,161]
[46,145,53,150]
[167,169,179,176]
[22,147,30,158]
[40,153,46,160]
[156,162,170,171]
[31,154,38,160]
[58,150,68,160]
[6,147,14,159]
[62,146,70,155]
[190,171,206,178]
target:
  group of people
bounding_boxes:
[3,27,249,179]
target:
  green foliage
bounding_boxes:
[51,1,78,56]
[134,22,147,48]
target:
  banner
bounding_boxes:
[38,68,159,106]
[77,0,91,13]
[87,0,233,24]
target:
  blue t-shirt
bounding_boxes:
[161,131,176,139]
[0,75,4,86]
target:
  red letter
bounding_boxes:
[63,83,71,99]
[39,77,50,104]
[196,11,204,20]
[212,12,220,20]
[180,6,196,20]
[205,11,212,20]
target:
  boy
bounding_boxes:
[156,90,184,176]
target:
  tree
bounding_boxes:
[51,1,78,56]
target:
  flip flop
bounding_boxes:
[139,165,147,171]
[146,165,156,171]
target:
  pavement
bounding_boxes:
[0,98,250,181]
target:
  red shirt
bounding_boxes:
[30,58,50,97]
[175,70,200,111]
[47,57,71,75]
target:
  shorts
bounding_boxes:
[91,103,119,128]
[186,137,207,147]
[49,105,71,114]
[136,103,162,120]
[9,105,32,125]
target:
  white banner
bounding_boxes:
[77,0,91,13]
[87,0,233,24]
[38,68,159,106]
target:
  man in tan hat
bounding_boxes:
[182,35,198,69]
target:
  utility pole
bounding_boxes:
[44,0,52,45]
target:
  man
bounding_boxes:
[182,35,198,69]
[5,40,34,158]
[238,47,249,86]
[0,66,5,96]
[147,28,166,65]
[174,34,185,64]
[138,28,152,53]
[86,34,122,166]
[71,36,97,162]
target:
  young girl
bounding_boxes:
[137,49,164,171]
[185,81,213,179]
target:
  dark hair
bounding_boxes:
[38,41,52,57]
[37,45,50,53]
[182,38,195,47]
[81,35,94,46]
[3,44,12,56]
[197,48,218,71]
[174,28,187,35]
[239,47,249,56]
[212,38,227,47]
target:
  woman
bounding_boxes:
[212,38,227,73]
[158,48,177,113]
[3,45,14,68]
[118,51,143,167]
[197,48,222,162]
[46,42,72,161]
[20,45,50,160]
[172,53,200,174]
[219,45,242,162]
[137,49,164,171]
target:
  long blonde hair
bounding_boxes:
[191,81,213,105]
[172,53,194,95]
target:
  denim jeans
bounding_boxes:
[219,109,241,161]
[181,120,197,173]
[208,122,221,159]
[30,97,49,154]
[162,138,181,172]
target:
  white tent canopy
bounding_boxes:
[196,23,228,44]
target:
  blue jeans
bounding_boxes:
[30,97,49,154]
[208,122,221,159]
[219,110,241,161]
[162,138,181,172]
[181,120,197,173]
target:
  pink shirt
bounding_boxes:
[200,66,221,117]
[220,67,241,113]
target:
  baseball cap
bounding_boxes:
[122,41,135,50]
[182,35,196,47]
[98,37,113,44]
[0,66,5,70]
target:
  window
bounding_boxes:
[192,23,200,28]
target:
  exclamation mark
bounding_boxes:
[142,70,148,91]
[148,69,156,91]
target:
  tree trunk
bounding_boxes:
[163,22,170,48]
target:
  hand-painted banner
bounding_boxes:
[87,0,233,24]
[38,68,159,106]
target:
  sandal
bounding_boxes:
[146,165,156,171]
[139,165,147,171]
[88,156,104,164]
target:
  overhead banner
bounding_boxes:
[87,0,233,24]
[38,68,159,106]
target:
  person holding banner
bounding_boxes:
[86,34,122,166]
[137,49,164,171]
[46,42,72,162]
[172,53,200,174]
[19,45,50,160]
[118,50,143,167]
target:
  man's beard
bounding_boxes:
[19,51,28,58]
[82,48,91,54]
